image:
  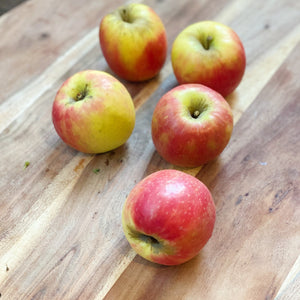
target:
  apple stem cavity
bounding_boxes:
[120,8,131,23]
[128,227,162,252]
[76,84,88,101]
[188,100,209,119]
[140,233,160,246]
[203,35,213,50]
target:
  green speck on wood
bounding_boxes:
[24,161,30,169]
[93,168,100,174]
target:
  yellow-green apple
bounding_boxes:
[122,169,216,265]
[52,70,135,153]
[99,3,167,82]
[171,21,246,97]
[151,84,233,167]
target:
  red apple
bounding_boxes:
[151,84,233,167]
[52,70,135,153]
[171,21,246,97]
[99,3,167,82]
[122,169,216,265]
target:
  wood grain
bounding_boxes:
[0,0,299,299]
[275,254,300,300]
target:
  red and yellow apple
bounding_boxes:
[171,21,246,97]
[52,70,135,153]
[122,169,216,265]
[99,3,167,82]
[151,84,233,167]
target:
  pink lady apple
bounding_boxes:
[52,70,135,153]
[122,169,216,265]
[151,84,233,167]
[99,3,167,82]
[171,21,246,97]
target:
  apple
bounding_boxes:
[122,169,216,265]
[99,3,167,82]
[151,84,233,167]
[171,21,246,97]
[52,70,135,153]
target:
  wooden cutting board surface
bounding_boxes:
[0,0,299,299]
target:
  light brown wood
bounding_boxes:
[0,0,299,299]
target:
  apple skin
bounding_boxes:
[52,70,135,153]
[122,169,216,266]
[171,21,246,97]
[99,3,167,82]
[151,84,233,167]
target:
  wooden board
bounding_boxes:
[0,0,299,299]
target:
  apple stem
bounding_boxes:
[76,92,84,101]
[192,110,201,118]
[121,8,130,23]
[204,35,213,50]
[76,84,88,101]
